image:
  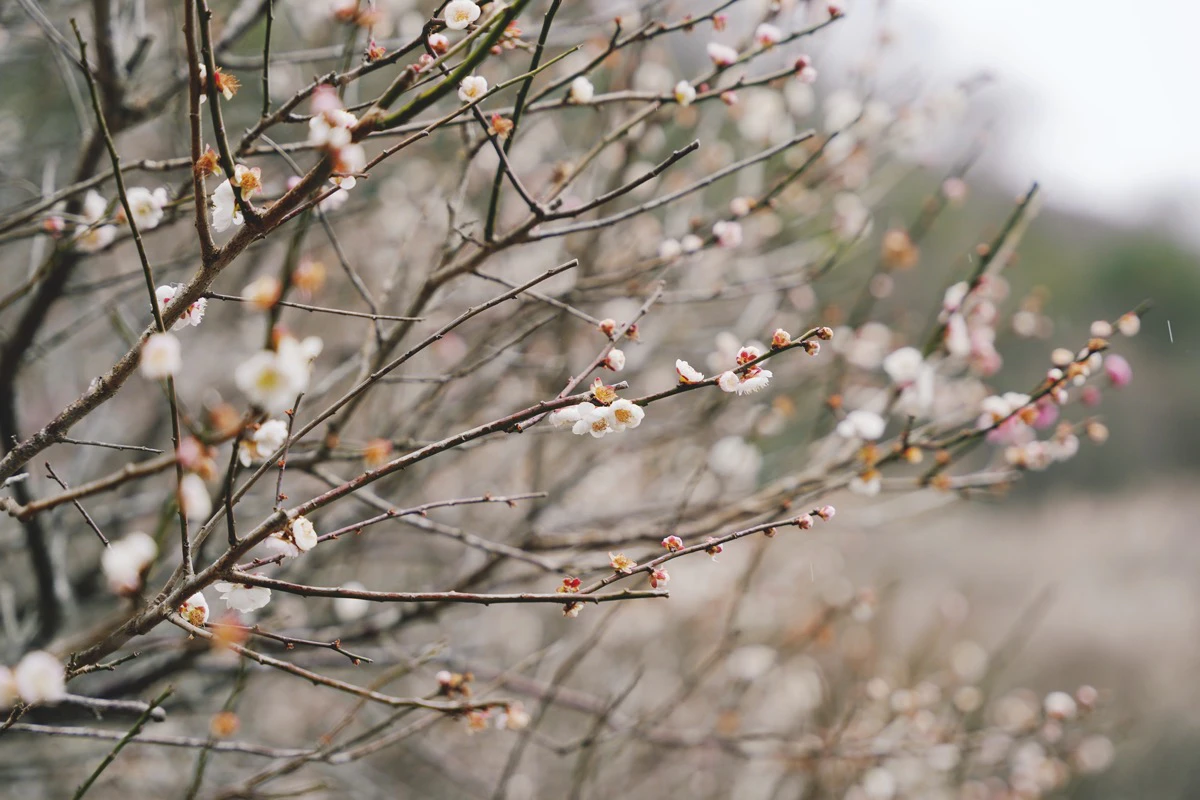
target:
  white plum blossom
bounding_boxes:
[262,533,301,560]
[707,42,738,66]
[290,516,319,551]
[308,109,356,150]
[570,403,616,438]
[332,143,365,189]
[658,238,682,261]
[235,335,323,413]
[850,472,882,496]
[101,532,157,594]
[213,580,272,613]
[717,370,740,393]
[943,281,970,312]
[609,399,644,431]
[211,164,262,233]
[458,75,488,103]
[238,418,289,466]
[944,313,971,357]
[712,220,743,248]
[124,187,169,230]
[443,0,481,30]
[568,76,595,104]
[549,406,582,429]
[155,284,206,331]
[673,80,696,107]
[604,348,626,371]
[675,359,704,384]
[179,591,210,625]
[837,409,886,440]
[14,651,66,706]
[139,332,182,379]
[708,436,762,481]
[180,473,212,521]
[75,190,116,252]
[882,347,924,385]
[680,233,703,253]
[333,581,372,622]
[718,367,772,395]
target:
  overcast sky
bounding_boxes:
[882,0,1200,237]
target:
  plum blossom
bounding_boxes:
[604,348,626,371]
[658,238,682,261]
[334,582,372,622]
[101,532,157,595]
[837,409,886,440]
[140,332,182,379]
[649,567,670,588]
[680,233,703,252]
[213,580,272,613]
[262,533,301,561]
[794,55,818,83]
[568,76,595,103]
[290,516,319,551]
[179,592,210,626]
[609,399,644,431]
[211,164,262,233]
[180,473,212,521]
[443,0,481,30]
[673,80,697,107]
[661,535,684,552]
[123,187,169,230]
[707,42,738,66]
[14,651,66,706]
[549,405,581,429]
[718,366,772,395]
[708,436,762,481]
[755,23,782,48]
[571,403,617,438]
[458,75,488,103]
[235,335,323,413]
[155,284,206,331]
[609,552,636,572]
[712,220,743,248]
[1105,354,1132,387]
[243,275,282,310]
[675,359,704,384]
[850,471,882,496]
[75,190,116,252]
[238,419,289,466]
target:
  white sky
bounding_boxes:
[886,0,1200,235]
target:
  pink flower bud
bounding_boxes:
[816,505,836,521]
[1104,354,1132,388]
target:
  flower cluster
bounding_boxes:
[717,345,773,395]
[549,380,645,439]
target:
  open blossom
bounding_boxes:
[713,220,743,248]
[211,165,262,233]
[243,275,282,310]
[675,359,704,383]
[837,409,886,440]
[609,552,636,572]
[497,703,531,731]
[332,143,365,190]
[140,332,182,379]
[234,335,322,413]
[308,108,356,150]
[213,580,272,613]
[155,284,206,331]
[609,399,644,431]
[458,75,488,103]
[262,533,300,560]
[101,532,157,595]
[707,42,739,66]
[882,346,923,385]
[674,80,697,107]
[443,0,481,30]
[14,651,66,706]
[238,418,289,466]
[568,76,595,103]
[180,473,212,521]
[180,592,210,626]
[75,189,116,252]
[571,403,617,438]
[124,187,169,230]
